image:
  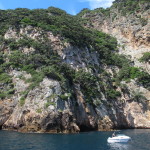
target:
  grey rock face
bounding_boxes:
[1,68,150,133]
[0,99,16,128]
[1,11,150,133]
[82,6,150,72]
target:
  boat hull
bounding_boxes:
[107,136,131,143]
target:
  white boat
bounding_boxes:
[107,134,131,143]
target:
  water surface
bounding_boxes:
[0,129,150,150]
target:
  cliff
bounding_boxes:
[0,1,150,133]
[78,0,150,72]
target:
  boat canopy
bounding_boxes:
[115,134,126,137]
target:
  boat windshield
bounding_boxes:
[116,134,126,137]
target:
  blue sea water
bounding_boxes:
[0,129,150,150]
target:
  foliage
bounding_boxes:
[74,70,101,104]
[0,7,119,50]
[106,89,121,99]
[136,71,150,89]
[8,51,26,68]
[140,52,150,63]
[131,90,147,102]
[45,101,55,108]
[112,0,150,16]
[0,93,6,99]
[42,66,63,81]
[0,6,149,105]
[77,8,91,17]
[0,64,14,99]
[118,67,140,80]
[0,53,4,64]
[7,89,15,94]
[20,97,25,106]
[36,108,42,113]
[60,94,69,101]
[0,73,12,84]
[139,17,148,26]
[118,66,150,89]
[110,54,130,68]
[27,72,45,90]
[77,7,110,18]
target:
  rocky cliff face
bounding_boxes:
[80,1,150,72]
[0,2,150,133]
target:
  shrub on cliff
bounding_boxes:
[106,89,121,99]
[112,0,150,15]
[118,66,150,89]
[74,70,101,104]
[140,52,150,63]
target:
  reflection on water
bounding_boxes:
[108,143,129,150]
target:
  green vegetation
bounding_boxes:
[74,70,101,104]
[44,94,56,108]
[20,97,25,106]
[91,30,118,63]
[140,52,150,63]
[131,90,147,102]
[78,7,110,18]
[106,89,121,99]
[78,0,149,28]
[118,67,140,80]
[44,101,55,108]
[104,52,150,90]
[36,108,42,113]
[137,72,150,89]
[0,6,119,50]
[0,8,90,47]
[0,93,6,99]
[60,93,71,101]
[112,0,150,15]
[77,7,111,27]
[117,65,150,89]
[139,17,148,26]
[0,6,149,106]
[47,94,57,100]
[28,73,44,90]
[0,73,12,84]
[60,94,68,101]
[43,67,63,82]
[0,72,14,99]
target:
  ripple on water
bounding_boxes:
[0,129,150,150]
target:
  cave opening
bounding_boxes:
[79,125,98,132]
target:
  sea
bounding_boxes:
[0,129,150,150]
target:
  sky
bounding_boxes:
[0,0,115,15]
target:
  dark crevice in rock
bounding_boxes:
[0,125,2,130]
[79,125,97,132]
